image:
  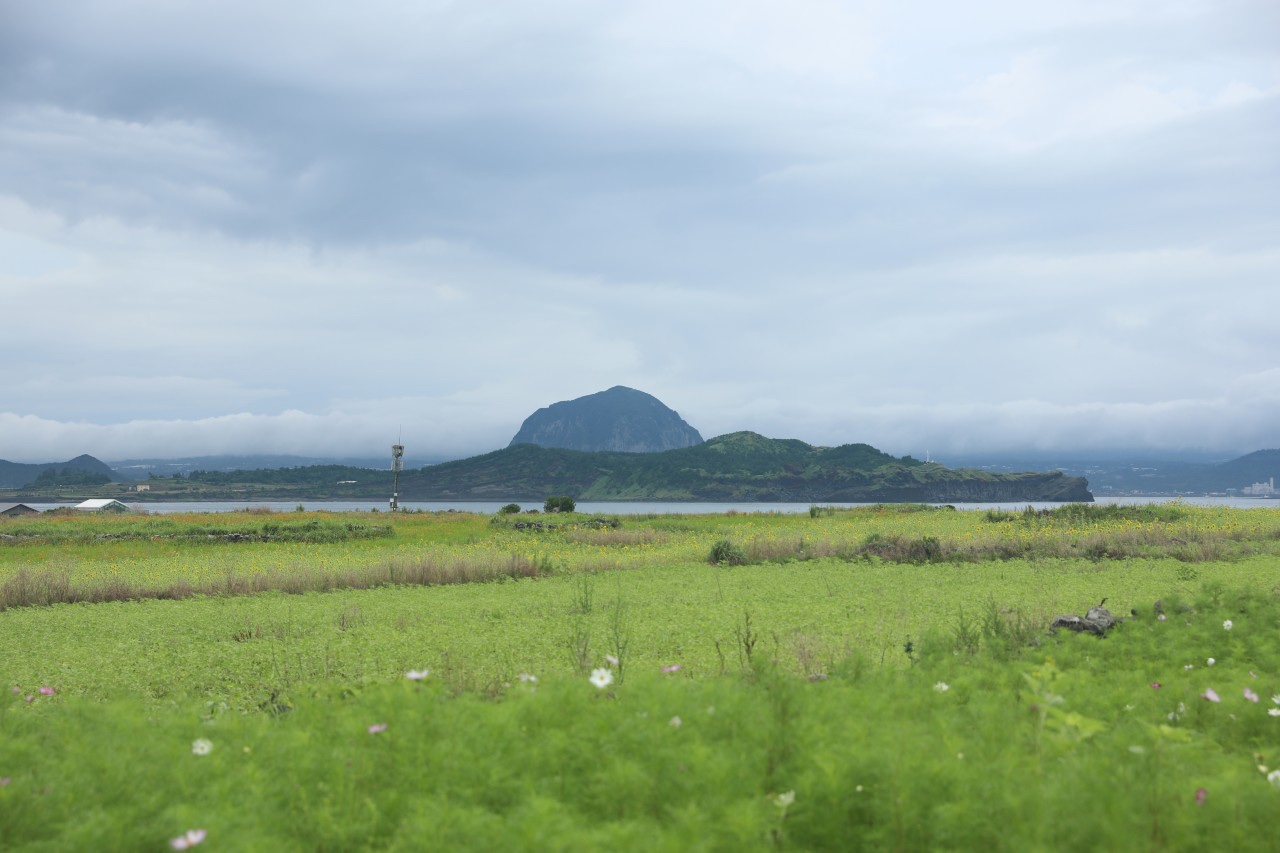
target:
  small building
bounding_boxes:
[1242,477,1276,497]
[133,483,151,493]
[0,503,40,518]
[74,499,131,513]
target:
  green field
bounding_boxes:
[2,505,1279,849]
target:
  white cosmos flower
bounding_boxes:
[1269,770,1280,789]
[191,738,213,756]
[1223,620,1233,630]
[933,682,950,692]
[773,790,795,808]
[404,669,429,681]
[1206,658,1216,666]
[589,668,613,689]
[171,829,207,850]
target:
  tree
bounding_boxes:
[544,495,576,513]
[26,468,111,488]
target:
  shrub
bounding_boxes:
[708,539,747,566]
[544,496,576,513]
[498,503,522,515]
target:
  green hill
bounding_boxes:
[0,454,118,489]
[400,432,1093,502]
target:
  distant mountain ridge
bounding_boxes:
[510,386,703,453]
[108,454,444,480]
[0,454,118,489]
[4,435,1094,502]
[945,449,1280,495]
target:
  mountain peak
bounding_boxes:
[509,387,704,453]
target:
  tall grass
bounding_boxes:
[3,586,1278,850]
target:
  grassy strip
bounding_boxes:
[0,552,550,609]
[3,556,1277,713]
[2,586,1278,850]
[4,505,1280,609]
[0,516,393,545]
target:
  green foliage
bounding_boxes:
[3,587,1280,849]
[498,503,522,515]
[987,502,1189,525]
[544,495,576,513]
[24,467,111,488]
[709,539,747,566]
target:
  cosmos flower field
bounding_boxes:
[2,504,1279,849]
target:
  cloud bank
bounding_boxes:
[1,1,1277,462]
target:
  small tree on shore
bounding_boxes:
[544,495,576,513]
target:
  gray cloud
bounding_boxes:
[1,0,1277,463]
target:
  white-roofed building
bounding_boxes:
[74,499,131,512]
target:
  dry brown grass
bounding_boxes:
[0,553,551,611]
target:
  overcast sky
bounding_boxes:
[2,0,1277,464]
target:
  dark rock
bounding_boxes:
[1050,605,1121,636]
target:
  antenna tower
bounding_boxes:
[390,438,404,511]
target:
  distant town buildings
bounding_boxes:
[1242,477,1276,497]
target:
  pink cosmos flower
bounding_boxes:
[38,686,55,696]
[1243,688,1260,703]
[661,664,681,674]
[367,723,388,734]
[1150,682,1161,689]
[1195,788,1207,806]
[9,686,19,694]
[170,829,207,849]
[1201,688,1221,703]
[0,778,10,787]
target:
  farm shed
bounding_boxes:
[0,503,39,517]
[74,499,131,513]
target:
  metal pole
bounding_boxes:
[391,443,404,511]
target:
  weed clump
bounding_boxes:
[708,539,747,566]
